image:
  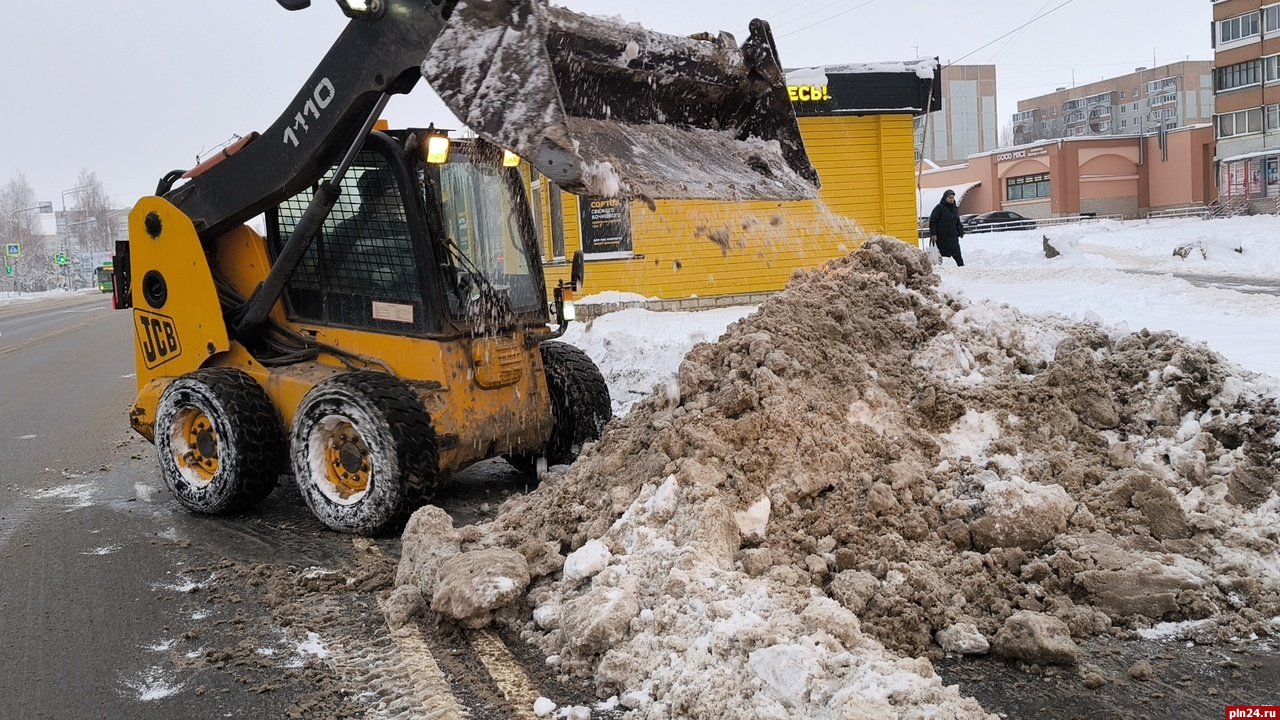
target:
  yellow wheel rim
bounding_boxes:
[322,420,371,500]
[175,408,219,482]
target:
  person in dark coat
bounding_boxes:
[928,189,965,267]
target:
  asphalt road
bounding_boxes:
[0,293,394,719]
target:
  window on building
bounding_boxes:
[1120,119,1127,129]
[1007,172,1051,202]
[1268,104,1280,131]
[1120,91,1127,99]
[1215,60,1263,91]
[1216,107,1264,138]
[1265,54,1280,83]
[1219,11,1262,44]
[1120,105,1127,114]
[1265,5,1280,33]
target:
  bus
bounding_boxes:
[95,261,113,293]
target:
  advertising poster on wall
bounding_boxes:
[578,197,632,256]
[1226,161,1246,198]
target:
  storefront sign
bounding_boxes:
[788,85,831,103]
[579,197,632,255]
[995,147,1049,163]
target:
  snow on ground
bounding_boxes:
[939,215,1280,381]
[394,215,1280,719]
[0,287,98,306]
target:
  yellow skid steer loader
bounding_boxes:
[114,0,819,535]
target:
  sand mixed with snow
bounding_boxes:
[393,237,1280,717]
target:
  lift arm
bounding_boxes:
[163,0,819,243]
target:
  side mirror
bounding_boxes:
[276,0,311,9]
[570,250,585,293]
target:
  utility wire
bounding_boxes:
[774,0,855,30]
[770,0,822,22]
[945,0,1080,68]
[986,0,1055,65]
[778,0,880,38]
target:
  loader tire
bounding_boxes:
[154,368,284,514]
[290,372,438,536]
[506,341,613,476]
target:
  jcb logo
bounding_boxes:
[136,310,182,370]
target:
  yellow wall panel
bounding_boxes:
[543,114,918,300]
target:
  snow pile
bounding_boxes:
[396,237,1280,717]
[566,306,754,417]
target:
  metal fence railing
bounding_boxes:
[1033,214,1123,228]
[963,214,1120,234]
[1145,205,1212,221]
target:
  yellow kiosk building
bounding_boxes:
[536,59,941,309]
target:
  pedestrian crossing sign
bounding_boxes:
[4,243,18,257]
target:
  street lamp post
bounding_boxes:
[104,208,130,254]
[62,217,97,291]
[59,184,93,263]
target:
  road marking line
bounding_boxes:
[360,539,548,719]
[362,539,469,720]
[468,629,543,719]
[381,612,470,720]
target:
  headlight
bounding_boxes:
[335,0,383,20]
[426,135,451,165]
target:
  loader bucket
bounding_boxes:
[422,0,820,202]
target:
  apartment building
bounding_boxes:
[914,65,999,166]
[1011,62,1214,145]
[1212,0,1280,203]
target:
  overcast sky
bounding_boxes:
[0,0,1210,211]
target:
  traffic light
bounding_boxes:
[55,252,68,266]
[4,264,11,275]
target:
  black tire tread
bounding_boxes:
[507,341,612,474]
[291,371,438,535]
[161,367,284,513]
[328,371,440,507]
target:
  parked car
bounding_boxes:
[962,211,1036,233]
[921,214,979,239]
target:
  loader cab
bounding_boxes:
[265,129,549,339]
[415,132,548,328]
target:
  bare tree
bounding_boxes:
[0,173,60,292]
[998,120,1016,148]
[1,173,41,237]
[66,169,115,257]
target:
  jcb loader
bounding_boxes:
[114,0,819,535]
